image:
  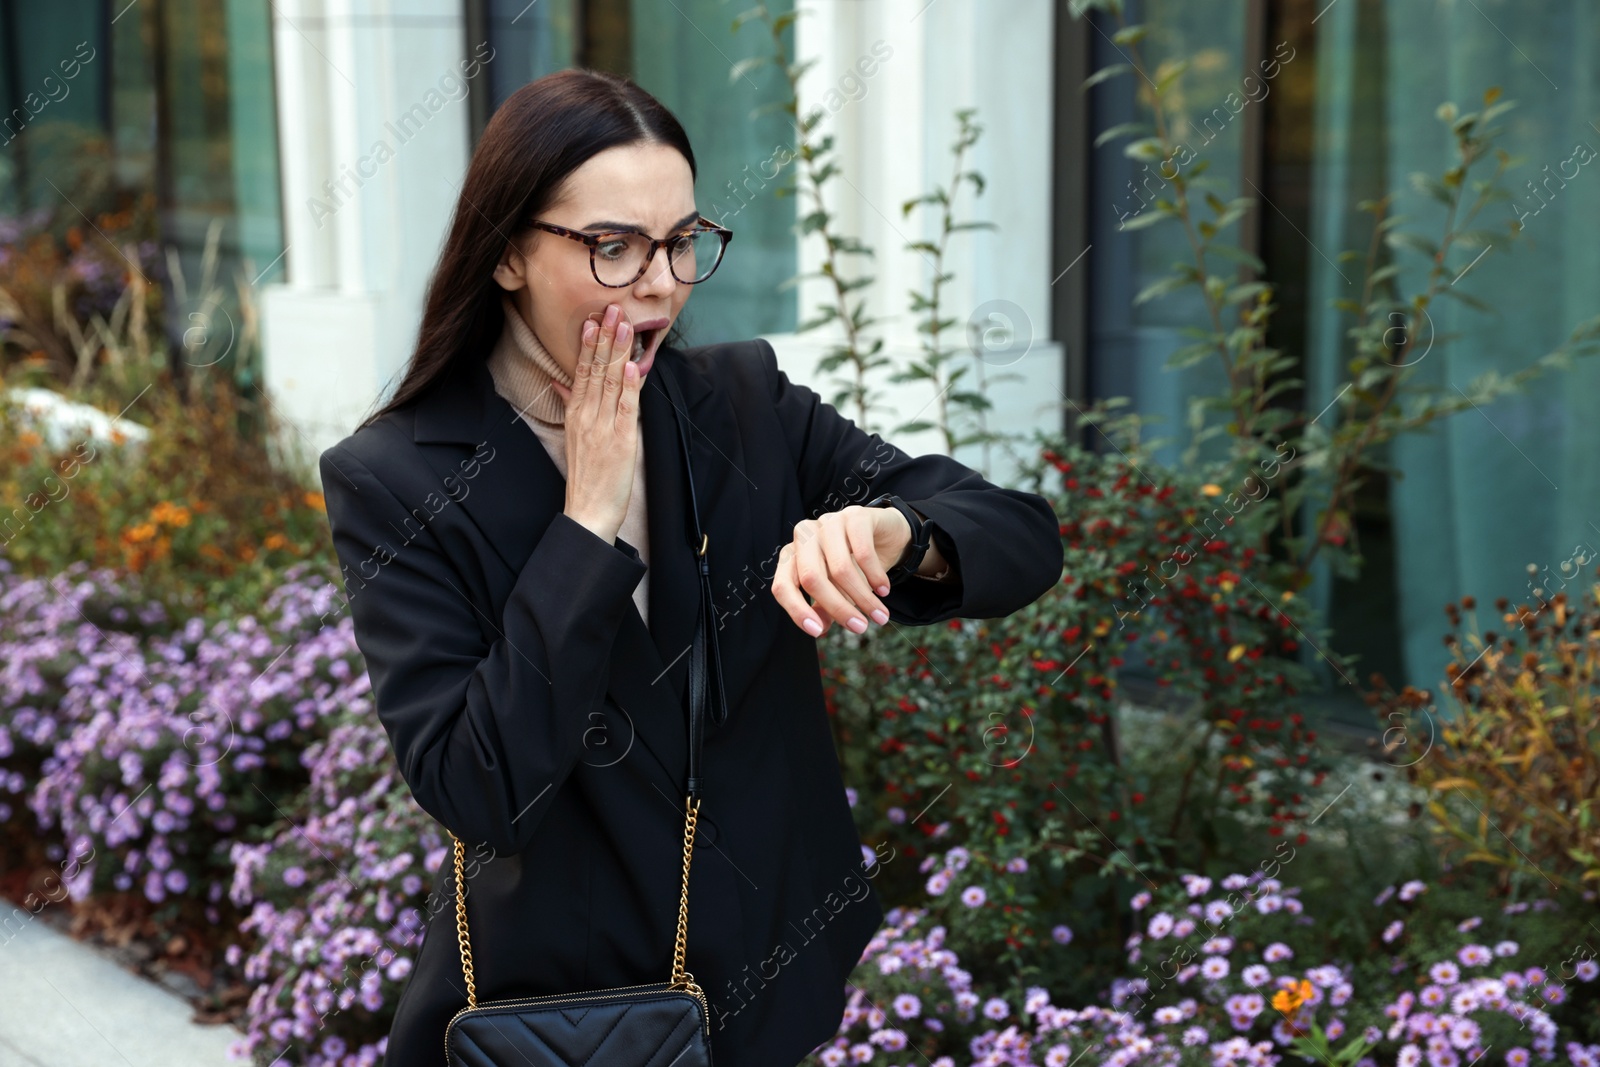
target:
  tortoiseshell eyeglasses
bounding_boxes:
[527,214,734,288]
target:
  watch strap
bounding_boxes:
[864,492,930,582]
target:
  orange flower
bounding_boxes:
[149,501,192,527]
[263,533,289,552]
[1272,978,1314,1017]
[304,491,326,513]
[123,522,158,544]
[199,544,226,562]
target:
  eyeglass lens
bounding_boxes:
[594,230,725,286]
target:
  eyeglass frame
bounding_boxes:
[525,214,735,288]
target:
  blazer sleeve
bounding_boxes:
[318,442,647,856]
[756,338,1064,625]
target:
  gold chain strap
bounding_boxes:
[452,835,477,1008]
[670,793,701,991]
[450,791,703,1012]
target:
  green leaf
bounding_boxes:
[1112,24,1147,45]
[1134,274,1197,305]
[1082,64,1133,91]
[1123,138,1167,162]
[1206,245,1266,272]
[729,56,767,84]
[1093,121,1153,148]
[1154,59,1188,98]
[1167,341,1216,369]
[1410,172,1455,205]
[1386,232,1439,261]
[1118,207,1170,232]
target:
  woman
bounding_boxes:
[318,68,1063,1067]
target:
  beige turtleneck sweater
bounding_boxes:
[487,292,652,624]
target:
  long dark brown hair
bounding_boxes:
[357,68,698,431]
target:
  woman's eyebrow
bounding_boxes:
[581,209,702,234]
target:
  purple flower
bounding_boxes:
[981,996,1009,1020]
[1051,925,1073,944]
[1263,942,1293,962]
[960,886,986,908]
[892,993,920,1019]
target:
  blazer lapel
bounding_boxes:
[407,349,709,792]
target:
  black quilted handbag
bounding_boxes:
[443,355,725,1067]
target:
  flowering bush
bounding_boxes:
[824,438,1332,987]
[0,383,335,614]
[226,713,447,1067]
[1372,583,1600,894]
[804,863,1600,1067]
[0,560,361,931]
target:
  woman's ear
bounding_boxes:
[492,234,532,291]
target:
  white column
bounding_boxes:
[778,0,1061,485]
[262,0,476,464]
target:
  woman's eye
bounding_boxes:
[597,239,628,260]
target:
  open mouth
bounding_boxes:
[631,326,664,362]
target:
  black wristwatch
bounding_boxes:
[865,492,946,583]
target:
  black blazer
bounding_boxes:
[318,337,1063,1067]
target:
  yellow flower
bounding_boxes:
[1227,643,1247,663]
[1200,483,1223,496]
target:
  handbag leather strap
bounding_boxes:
[450,350,727,1010]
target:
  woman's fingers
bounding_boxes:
[606,319,632,418]
[571,314,599,411]
[771,516,891,637]
[816,510,890,624]
[771,541,829,636]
